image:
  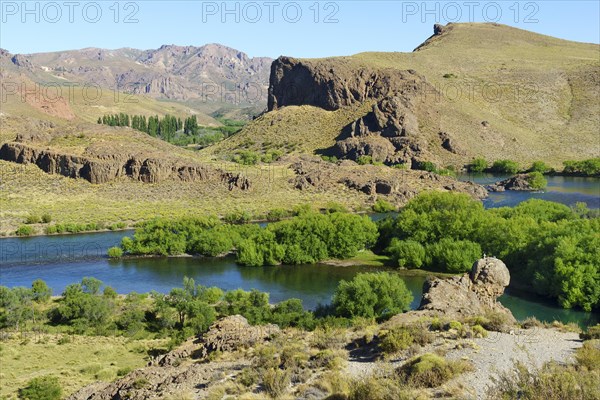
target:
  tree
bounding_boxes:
[31,279,52,303]
[491,159,520,174]
[333,272,413,319]
[526,172,547,190]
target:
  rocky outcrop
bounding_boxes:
[268,58,429,111]
[198,315,279,358]
[0,142,250,189]
[288,156,487,202]
[486,173,538,192]
[417,257,515,325]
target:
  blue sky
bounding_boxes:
[1,1,599,57]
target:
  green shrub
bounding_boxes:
[333,272,413,319]
[18,376,62,400]
[470,158,488,173]
[491,159,520,174]
[529,161,551,174]
[16,225,34,236]
[32,279,52,302]
[40,213,52,223]
[232,150,260,165]
[417,161,437,172]
[425,238,481,273]
[372,198,396,213]
[526,172,547,190]
[562,158,600,177]
[472,325,488,338]
[379,327,414,354]
[356,155,373,165]
[387,239,426,269]
[107,247,124,258]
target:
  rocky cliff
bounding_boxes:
[0,142,250,189]
[268,57,442,165]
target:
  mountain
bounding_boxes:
[1,44,273,107]
[206,23,600,168]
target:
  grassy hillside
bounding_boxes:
[209,23,600,168]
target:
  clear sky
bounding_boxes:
[1,1,599,58]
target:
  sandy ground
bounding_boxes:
[345,327,583,399]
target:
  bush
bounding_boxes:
[107,247,123,258]
[24,214,41,224]
[470,158,488,173]
[18,376,62,400]
[417,161,437,172]
[397,353,472,388]
[529,161,551,174]
[491,159,520,174]
[425,238,481,273]
[372,198,396,213]
[562,158,600,177]
[261,368,290,398]
[526,172,547,190]
[379,327,414,354]
[387,239,426,269]
[333,272,413,320]
[233,150,260,165]
[16,225,34,236]
[41,213,52,223]
[575,340,600,371]
[31,279,52,302]
[356,155,373,165]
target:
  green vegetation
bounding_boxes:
[562,158,600,177]
[491,159,520,174]
[118,210,378,267]
[332,272,413,320]
[526,171,548,189]
[529,161,551,174]
[372,198,396,213]
[378,192,600,311]
[469,158,488,173]
[18,376,62,400]
[107,247,123,258]
[15,225,34,236]
[97,112,244,147]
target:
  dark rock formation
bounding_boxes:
[268,57,429,111]
[0,142,250,189]
[418,257,515,325]
[486,173,537,192]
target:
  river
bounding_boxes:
[1,175,598,326]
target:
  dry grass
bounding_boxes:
[0,334,164,399]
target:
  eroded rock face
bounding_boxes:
[268,58,429,112]
[418,257,515,324]
[0,142,251,189]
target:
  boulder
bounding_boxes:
[417,257,515,323]
[487,173,537,192]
